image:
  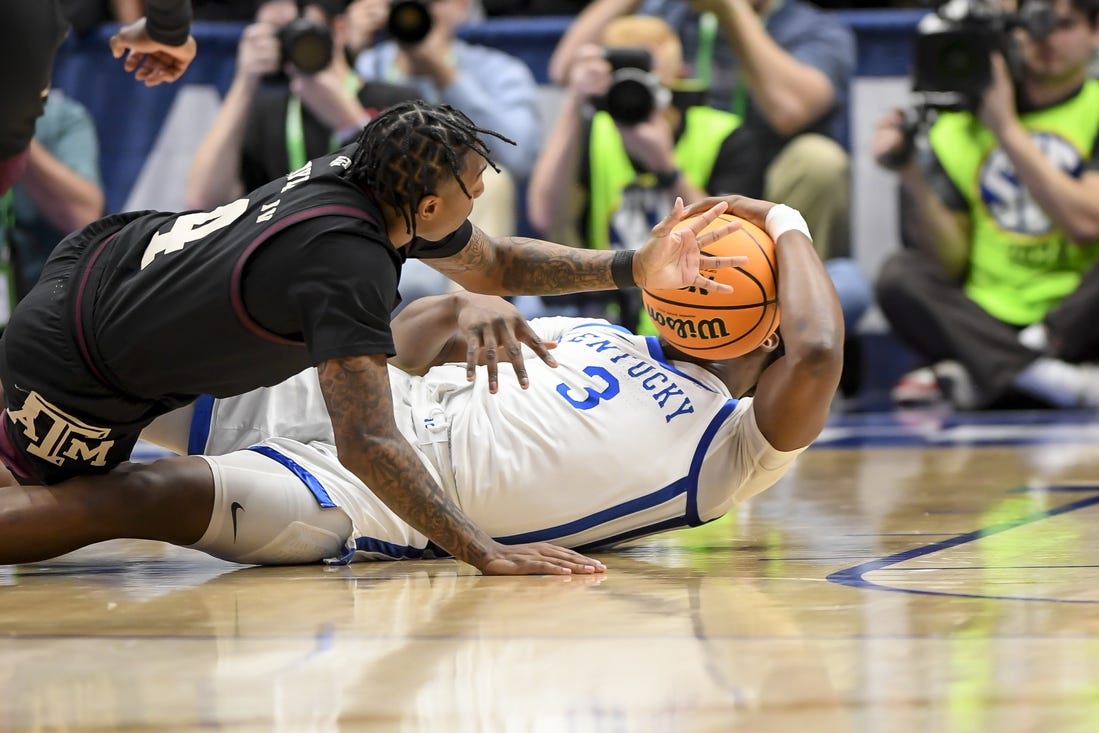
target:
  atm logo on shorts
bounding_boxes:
[646,308,730,341]
[7,391,115,467]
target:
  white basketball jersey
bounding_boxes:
[197,318,804,562]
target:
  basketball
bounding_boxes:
[641,213,780,360]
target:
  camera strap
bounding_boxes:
[695,11,718,89]
[694,10,748,120]
[284,71,363,171]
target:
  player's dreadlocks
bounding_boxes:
[347,101,515,236]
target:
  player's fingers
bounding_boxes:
[159,64,186,83]
[481,331,500,394]
[682,196,727,219]
[525,337,558,372]
[109,34,125,58]
[135,57,158,81]
[699,255,749,271]
[695,218,741,247]
[138,55,170,81]
[508,323,557,385]
[649,196,686,238]
[519,557,600,575]
[561,557,606,573]
[485,558,572,576]
[142,67,165,86]
[465,333,481,383]
[151,60,186,86]
[694,273,732,293]
[538,544,607,572]
[502,338,528,389]
[540,557,602,574]
[142,59,170,85]
[123,51,144,73]
[681,200,729,235]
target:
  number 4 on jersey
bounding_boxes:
[140,198,249,270]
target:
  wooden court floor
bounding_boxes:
[3,409,1099,732]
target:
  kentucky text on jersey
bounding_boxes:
[563,331,696,423]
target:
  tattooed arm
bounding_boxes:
[429,228,613,295]
[317,354,602,574]
[428,199,748,296]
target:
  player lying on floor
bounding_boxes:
[0,196,842,568]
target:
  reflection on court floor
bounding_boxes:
[3,408,1099,732]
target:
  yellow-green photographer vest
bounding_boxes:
[588,105,740,332]
[928,81,1099,325]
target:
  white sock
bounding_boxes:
[1018,323,1050,353]
[1013,357,1096,408]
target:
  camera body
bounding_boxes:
[388,0,433,45]
[912,0,1055,110]
[277,15,334,75]
[593,47,671,126]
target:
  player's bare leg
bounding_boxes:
[0,457,214,564]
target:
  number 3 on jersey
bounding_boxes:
[140,198,250,270]
[556,366,620,410]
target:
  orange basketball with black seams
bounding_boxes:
[642,213,780,360]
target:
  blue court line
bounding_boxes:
[828,486,1099,604]
[761,556,887,562]
[828,409,1098,429]
[846,533,960,537]
[1008,485,1099,493]
[813,409,1099,448]
[874,564,1099,571]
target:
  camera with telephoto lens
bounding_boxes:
[277,15,334,74]
[590,47,673,126]
[911,0,1056,111]
[877,0,1058,168]
[388,0,433,45]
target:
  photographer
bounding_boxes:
[350,0,541,182]
[527,15,749,329]
[873,0,1099,409]
[186,0,417,209]
[1,0,195,196]
[548,0,856,264]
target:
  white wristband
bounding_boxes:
[764,204,813,242]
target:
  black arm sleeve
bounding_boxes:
[0,0,69,157]
[144,0,193,47]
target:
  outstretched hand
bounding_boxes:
[635,198,749,292]
[109,18,197,87]
[456,293,557,393]
[480,541,607,575]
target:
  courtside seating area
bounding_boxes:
[51,11,924,212]
[51,10,929,406]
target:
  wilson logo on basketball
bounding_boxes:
[646,307,731,341]
[641,212,779,359]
